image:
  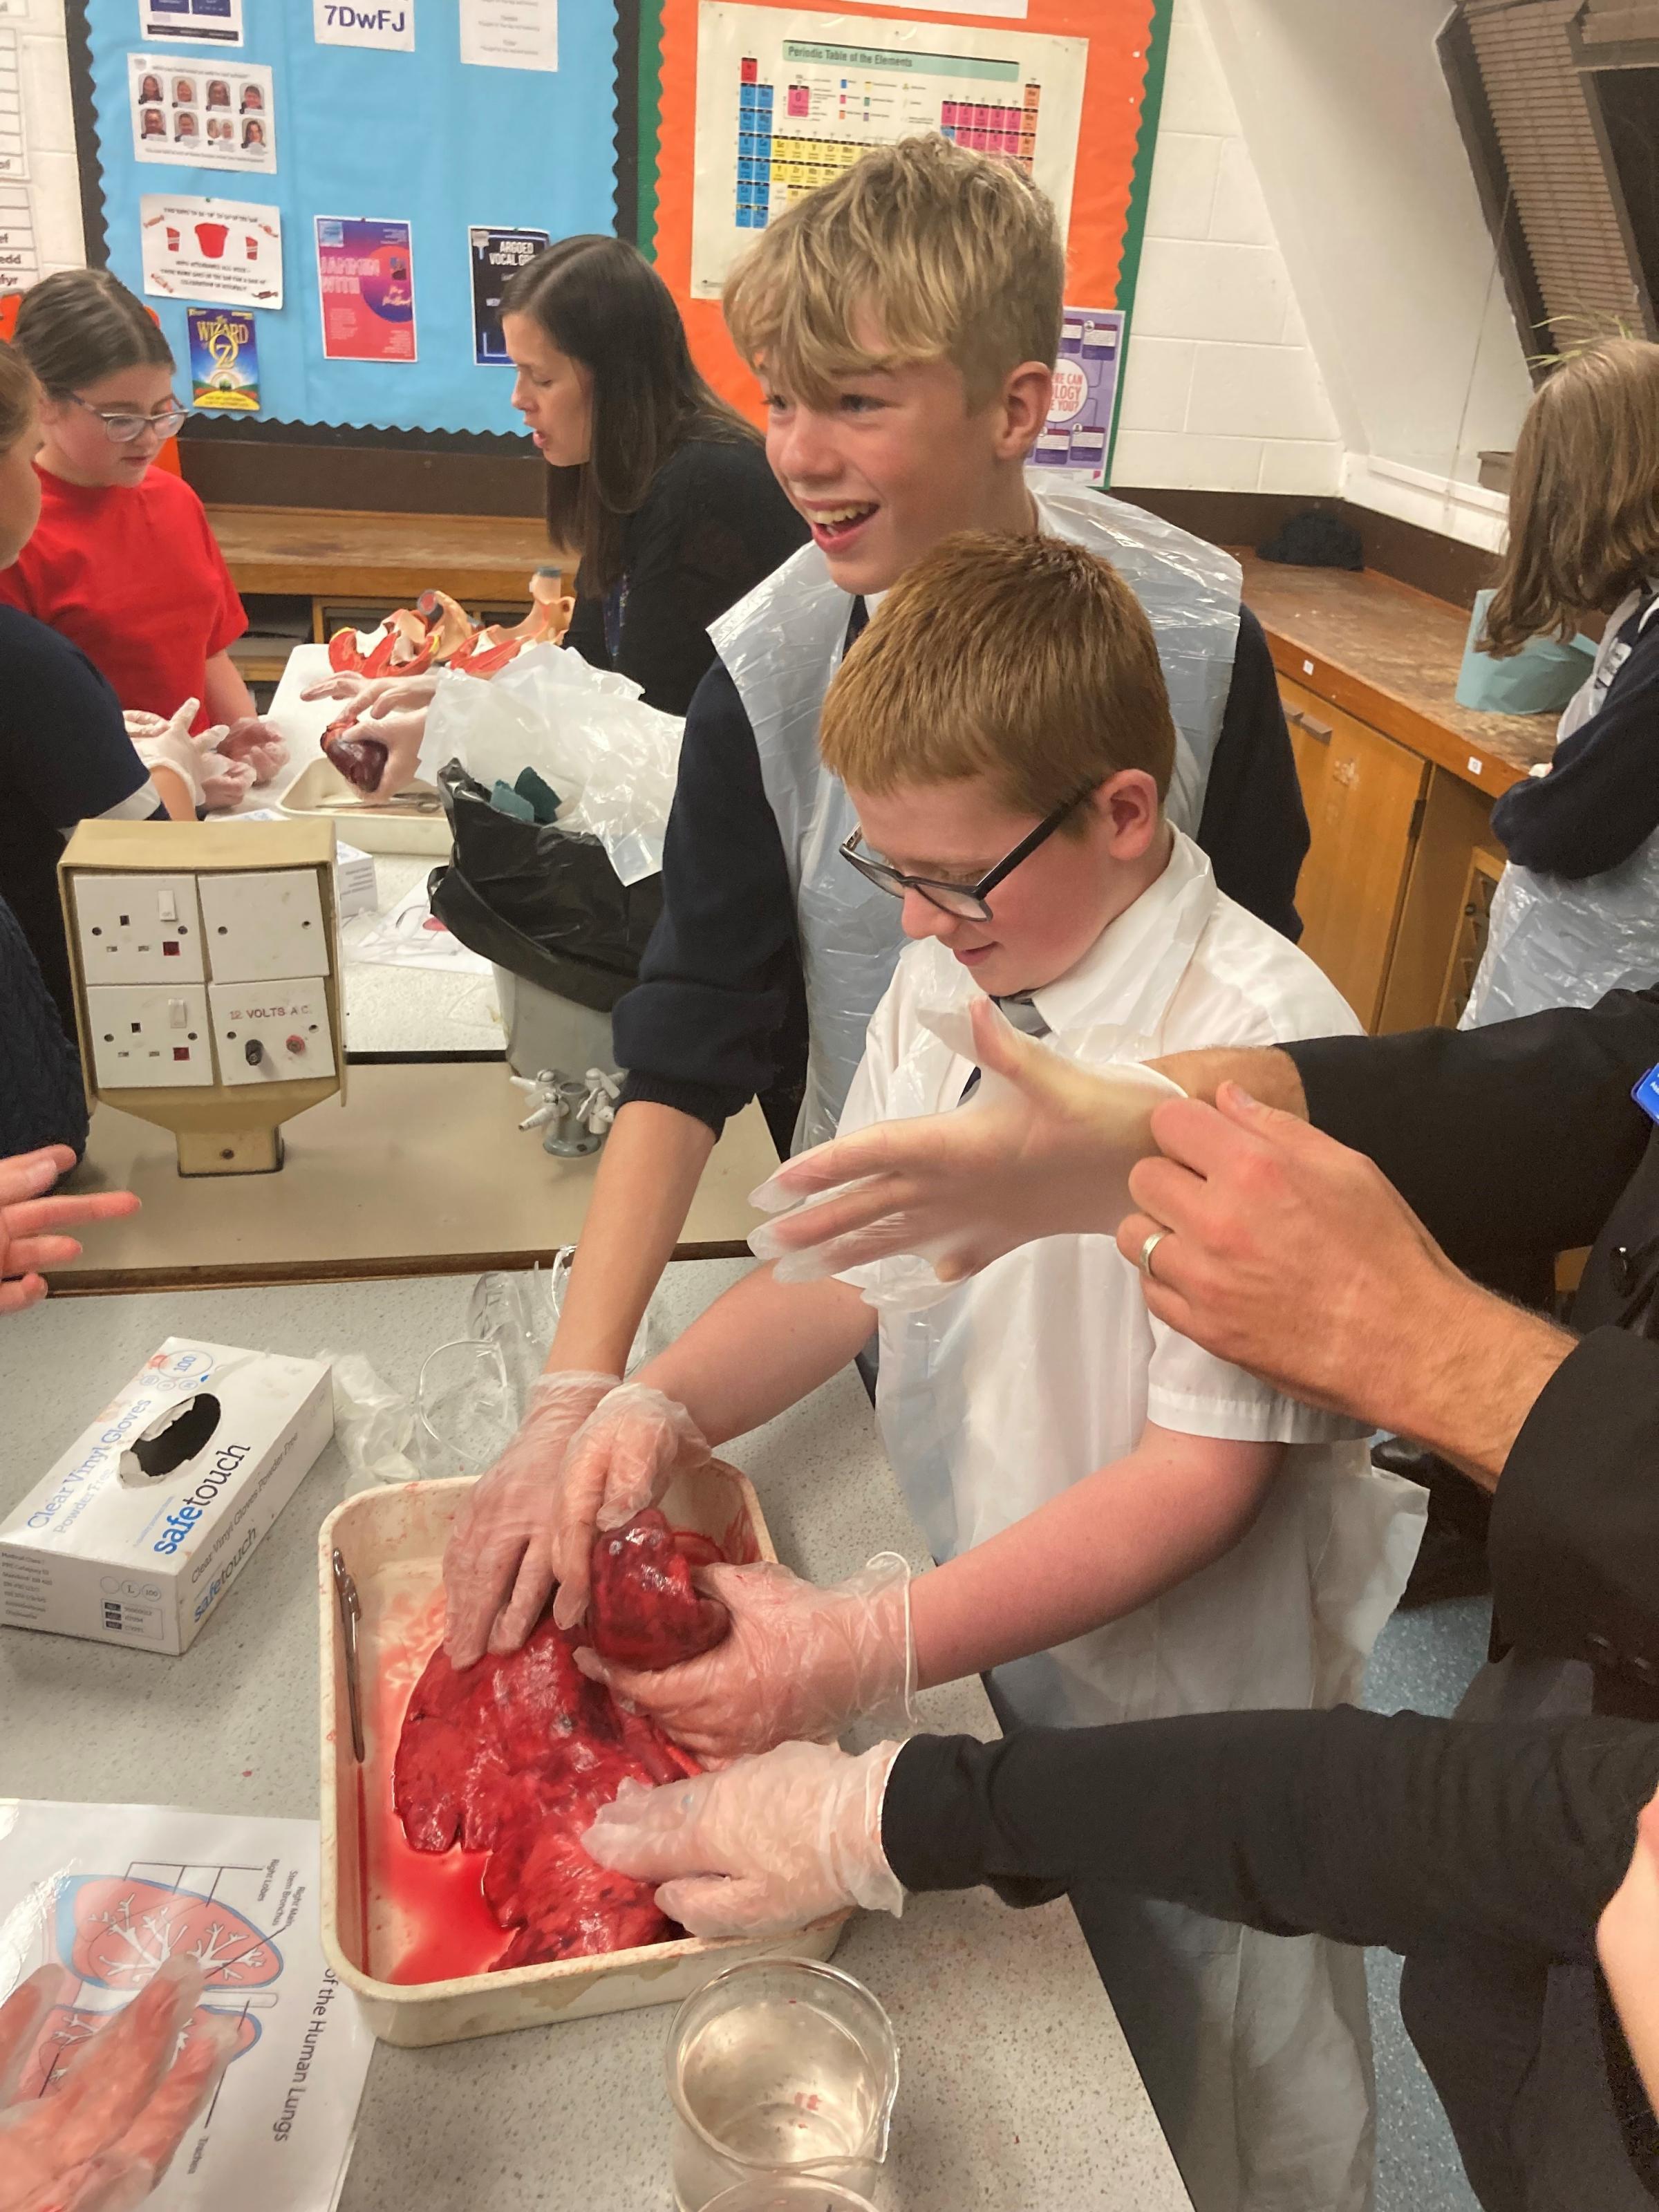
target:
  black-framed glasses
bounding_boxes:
[840,784,1098,923]
[69,393,187,444]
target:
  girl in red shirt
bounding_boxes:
[0,270,256,735]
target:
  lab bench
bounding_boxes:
[0,1264,1193,2212]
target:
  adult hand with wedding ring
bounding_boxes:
[1136,1226,1171,1282]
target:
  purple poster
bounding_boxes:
[315,215,416,362]
[1032,305,1124,480]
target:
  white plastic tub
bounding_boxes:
[318,1470,843,2047]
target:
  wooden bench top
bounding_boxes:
[207,503,554,601]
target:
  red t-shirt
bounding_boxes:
[0,464,246,729]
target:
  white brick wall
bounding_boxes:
[1112,0,1342,496]
[5,0,82,279]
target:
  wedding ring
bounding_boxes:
[1137,1228,1170,1282]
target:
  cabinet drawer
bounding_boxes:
[1279,677,1426,1030]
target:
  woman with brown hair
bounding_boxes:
[1463,337,1659,1027]
[500,233,806,715]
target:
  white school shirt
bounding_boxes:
[837,828,1425,1734]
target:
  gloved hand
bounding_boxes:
[214,715,288,784]
[584,1738,905,1938]
[574,1554,915,1762]
[124,702,256,812]
[749,995,1182,1305]
[0,1956,236,2212]
[441,1369,620,1667]
[549,1385,711,1632]
[301,670,440,802]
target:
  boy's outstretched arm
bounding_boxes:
[581,1423,1282,1759]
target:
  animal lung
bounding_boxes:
[588,1509,731,1671]
[393,1599,702,1971]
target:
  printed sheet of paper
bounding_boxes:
[129,53,275,174]
[0,29,27,183]
[0,179,38,285]
[314,1,415,52]
[0,1799,375,2212]
[188,304,261,411]
[469,223,549,364]
[691,3,1085,299]
[315,214,416,361]
[139,0,245,46]
[460,0,557,71]
[140,193,283,308]
[1032,305,1124,482]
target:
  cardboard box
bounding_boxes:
[1,1340,332,1655]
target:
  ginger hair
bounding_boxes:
[1484,338,1659,653]
[821,532,1177,815]
[723,133,1065,409]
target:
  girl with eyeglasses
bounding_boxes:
[0,270,256,740]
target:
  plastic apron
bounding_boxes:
[708,479,1244,1149]
[1462,582,1659,1028]
[845,840,1423,2212]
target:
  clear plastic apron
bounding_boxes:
[709,479,1244,1149]
[1463,582,1659,1028]
[846,841,1423,2212]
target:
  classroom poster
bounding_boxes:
[139,193,283,308]
[0,29,26,182]
[469,223,548,364]
[315,215,416,361]
[313,1,415,52]
[0,180,38,286]
[0,1800,375,2211]
[129,53,275,174]
[460,0,557,71]
[1031,303,1123,480]
[138,0,244,46]
[188,303,260,409]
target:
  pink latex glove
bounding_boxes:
[0,1957,236,2212]
[575,1554,915,1762]
[441,1369,620,1666]
[301,670,440,802]
[214,716,288,784]
[550,1385,712,1633]
[584,1738,905,1938]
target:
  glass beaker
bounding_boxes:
[666,1959,899,2212]
[411,1338,518,1479]
[702,2182,881,2211]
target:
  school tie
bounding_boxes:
[959,995,1049,1103]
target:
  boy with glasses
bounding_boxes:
[572,532,1424,2212]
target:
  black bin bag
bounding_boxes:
[427,763,663,1017]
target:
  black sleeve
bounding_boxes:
[883,1705,1659,1960]
[561,589,607,675]
[0,608,151,828]
[1286,988,1659,1273]
[1488,1327,1659,1695]
[1194,604,1309,942]
[0,894,88,1159]
[608,440,808,717]
[1489,607,1659,879]
[612,657,803,1136]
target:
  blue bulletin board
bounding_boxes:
[84,2,619,433]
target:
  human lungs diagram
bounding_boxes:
[56,1874,283,1991]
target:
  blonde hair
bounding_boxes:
[1484,337,1659,653]
[0,336,37,449]
[723,134,1064,409]
[821,532,1176,814]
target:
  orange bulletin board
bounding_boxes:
[646,0,1168,419]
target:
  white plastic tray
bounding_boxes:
[279,756,451,856]
[318,1470,842,2047]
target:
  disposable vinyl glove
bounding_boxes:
[0,1956,236,2212]
[301,670,440,802]
[214,715,288,783]
[124,702,255,812]
[550,1384,711,1632]
[749,995,1183,1309]
[441,1368,619,1666]
[584,1739,905,1938]
[575,1554,915,1762]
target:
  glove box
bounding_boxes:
[318,1469,844,2047]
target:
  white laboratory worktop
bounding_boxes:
[0,1262,1191,2212]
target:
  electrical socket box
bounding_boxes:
[197,868,327,984]
[69,874,205,984]
[84,984,213,1089]
[208,979,335,1087]
[59,818,345,1176]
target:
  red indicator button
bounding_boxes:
[172,1047,189,1062]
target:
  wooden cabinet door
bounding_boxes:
[1279,677,1426,1030]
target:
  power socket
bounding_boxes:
[207,978,335,1087]
[84,984,213,1089]
[72,875,205,984]
[198,869,327,984]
